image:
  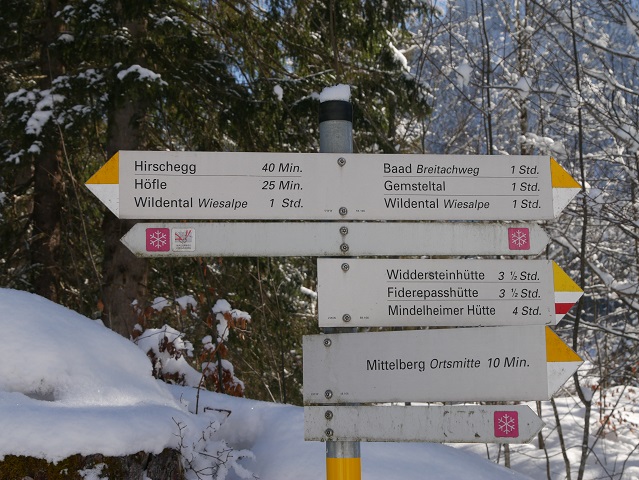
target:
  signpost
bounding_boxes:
[120,222,551,257]
[317,258,583,328]
[86,151,580,221]
[304,404,544,444]
[303,326,582,404]
[85,92,585,480]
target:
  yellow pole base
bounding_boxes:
[327,457,361,480]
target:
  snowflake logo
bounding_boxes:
[498,414,516,434]
[508,227,530,250]
[149,230,167,248]
[146,228,170,252]
[494,411,519,438]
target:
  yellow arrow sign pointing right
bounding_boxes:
[546,326,583,397]
[551,158,581,217]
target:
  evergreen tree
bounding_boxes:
[1,0,434,401]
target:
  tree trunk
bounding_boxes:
[568,1,592,478]
[31,0,65,302]
[100,13,149,337]
[516,0,532,156]
[32,142,63,301]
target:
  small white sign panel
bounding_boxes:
[318,258,557,327]
[304,326,550,404]
[117,151,557,220]
[121,222,550,257]
[304,404,544,444]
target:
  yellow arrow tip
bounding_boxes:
[546,326,582,362]
[551,157,581,189]
[86,152,119,184]
[553,262,583,293]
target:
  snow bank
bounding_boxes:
[0,288,535,479]
[0,289,190,461]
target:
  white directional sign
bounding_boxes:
[318,259,582,328]
[121,222,550,257]
[304,404,544,444]
[86,151,580,220]
[303,326,582,404]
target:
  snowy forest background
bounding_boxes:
[2,0,639,478]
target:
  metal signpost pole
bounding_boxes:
[319,95,361,480]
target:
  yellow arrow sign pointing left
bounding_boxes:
[86,153,119,216]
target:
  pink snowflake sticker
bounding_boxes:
[508,227,530,250]
[494,411,519,438]
[146,228,170,252]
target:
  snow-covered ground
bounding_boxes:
[1,288,638,479]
